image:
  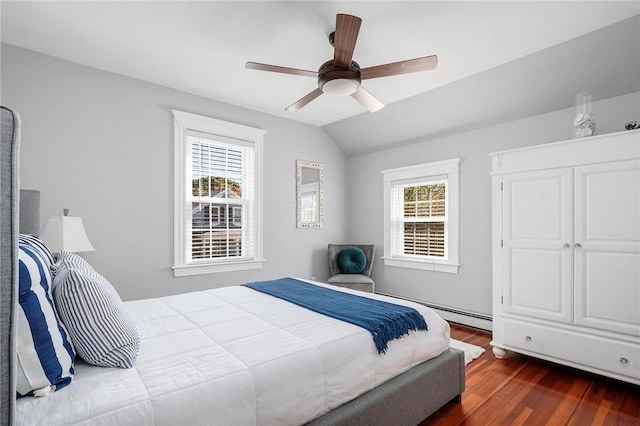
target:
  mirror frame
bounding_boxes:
[296,159,324,228]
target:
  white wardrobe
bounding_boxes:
[490,130,640,385]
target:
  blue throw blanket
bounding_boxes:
[244,278,428,354]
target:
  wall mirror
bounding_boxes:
[296,160,324,228]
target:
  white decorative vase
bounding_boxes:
[573,92,595,138]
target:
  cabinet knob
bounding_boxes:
[525,336,533,342]
[563,243,571,249]
[575,243,582,248]
[620,357,629,365]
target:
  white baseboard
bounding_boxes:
[428,307,492,331]
[377,292,493,332]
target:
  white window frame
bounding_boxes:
[172,110,265,277]
[381,158,460,274]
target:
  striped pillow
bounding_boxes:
[52,252,140,368]
[19,234,55,266]
[17,244,75,398]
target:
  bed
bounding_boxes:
[1,106,464,426]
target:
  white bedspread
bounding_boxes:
[16,280,450,425]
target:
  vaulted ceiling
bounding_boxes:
[2,1,639,155]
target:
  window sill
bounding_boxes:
[172,259,265,277]
[381,257,460,274]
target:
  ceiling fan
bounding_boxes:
[246,13,438,113]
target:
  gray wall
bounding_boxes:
[347,91,640,316]
[1,44,349,301]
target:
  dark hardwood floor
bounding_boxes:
[421,323,640,426]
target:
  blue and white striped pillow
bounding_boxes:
[17,243,75,398]
[19,234,55,266]
[52,252,140,368]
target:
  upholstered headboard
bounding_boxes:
[19,190,40,236]
[1,106,20,426]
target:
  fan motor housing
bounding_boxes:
[318,60,362,96]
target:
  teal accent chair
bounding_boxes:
[327,244,375,293]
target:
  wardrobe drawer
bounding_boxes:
[502,318,640,381]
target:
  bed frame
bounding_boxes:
[308,349,464,426]
[0,106,464,426]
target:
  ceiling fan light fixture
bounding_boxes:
[246,14,438,112]
[321,78,359,96]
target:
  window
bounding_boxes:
[173,110,265,277]
[381,158,460,273]
[401,182,446,257]
[300,186,318,223]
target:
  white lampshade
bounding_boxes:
[40,216,95,254]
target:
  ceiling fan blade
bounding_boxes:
[360,55,438,80]
[246,62,318,78]
[351,86,384,112]
[285,88,323,111]
[333,14,362,69]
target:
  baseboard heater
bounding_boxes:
[377,292,493,332]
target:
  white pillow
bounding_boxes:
[52,252,140,368]
[17,243,75,397]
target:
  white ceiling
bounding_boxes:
[2,1,638,130]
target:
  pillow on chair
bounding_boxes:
[337,246,367,274]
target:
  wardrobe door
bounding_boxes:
[574,160,640,336]
[502,169,574,323]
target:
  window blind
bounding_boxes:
[187,134,255,263]
[391,180,448,259]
